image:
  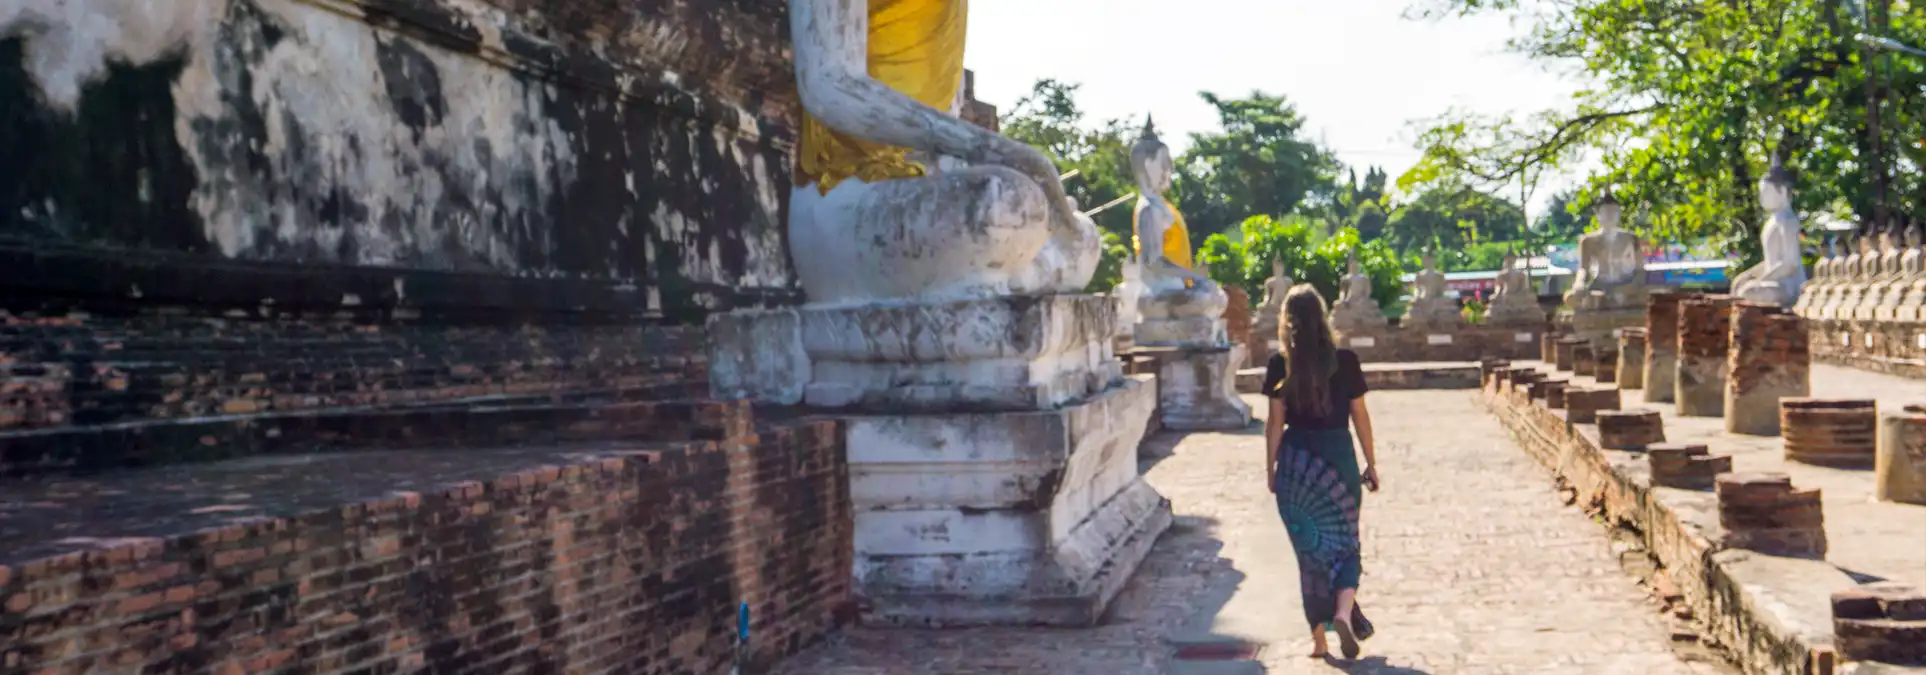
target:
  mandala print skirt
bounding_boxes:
[1274,427,1374,637]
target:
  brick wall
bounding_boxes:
[0,401,853,674]
[1341,324,1548,363]
[1808,318,1926,378]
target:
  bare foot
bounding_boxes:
[1308,650,1330,658]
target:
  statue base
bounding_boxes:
[1484,299,1546,326]
[1135,316,1229,349]
[1570,305,1648,350]
[1330,302,1388,343]
[707,294,1169,626]
[1147,345,1253,430]
[847,377,1170,626]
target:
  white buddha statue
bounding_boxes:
[1252,256,1292,341]
[1130,118,1228,345]
[1330,249,1386,334]
[1795,236,1838,318]
[1114,261,1145,339]
[1731,159,1807,307]
[1858,222,1907,319]
[1402,247,1461,329]
[1822,233,1868,319]
[1486,249,1544,324]
[1880,223,1924,321]
[787,0,1100,306]
[1564,189,1647,311]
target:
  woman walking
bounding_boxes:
[1261,284,1382,660]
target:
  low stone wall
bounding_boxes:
[1482,381,1855,675]
[1808,319,1926,379]
[1340,323,1547,363]
[0,400,852,674]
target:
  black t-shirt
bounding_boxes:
[1262,349,1369,430]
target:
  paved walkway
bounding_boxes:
[772,391,1732,674]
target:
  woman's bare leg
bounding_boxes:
[1335,588,1357,623]
[1332,589,1361,659]
[1309,626,1329,657]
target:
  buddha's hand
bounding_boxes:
[998,139,1085,241]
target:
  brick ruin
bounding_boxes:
[1780,399,1879,468]
[1832,583,1926,666]
[1616,328,1647,390]
[0,0,868,672]
[1675,295,1735,417]
[1643,291,1690,404]
[1723,303,1810,436]
[1714,472,1827,559]
[1646,443,1732,490]
[1595,409,1663,450]
[1342,323,1545,363]
[1877,405,1926,505]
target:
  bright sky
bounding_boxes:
[964,0,1594,214]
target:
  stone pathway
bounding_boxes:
[771,391,1733,674]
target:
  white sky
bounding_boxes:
[964,0,1595,215]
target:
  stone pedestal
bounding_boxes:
[1152,345,1253,431]
[1832,583,1926,666]
[1546,381,1569,409]
[1876,405,1926,505]
[1715,472,1827,559]
[845,379,1168,626]
[1528,377,1565,403]
[1725,303,1810,436]
[1137,317,1228,349]
[1573,343,1597,376]
[1781,398,1878,468]
[1644,291,1690,404]
[1566,386,1620,424]
[1554,337,1580,371]
[1480,359,1512,390]
[1675,295,1735,417]
[1542,333,1561,363]
[1648,443,1732,490]
[1571,305,1648,352]
[1617,328,1647,390]
[709,294,1170,626]
[1594,345,1618,383]
[1597,409,1664,449]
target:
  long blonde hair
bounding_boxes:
[1277,284,1338,418]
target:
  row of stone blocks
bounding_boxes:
[1483,359,1926,669]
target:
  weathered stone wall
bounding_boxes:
[0,0,799,320]
[1808,319,1926,379]
[1341,323,1547,363]
[0,401,854,674]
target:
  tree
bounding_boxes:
[1197,215,1405,311]
[1380,187,1527,252]
[1401,0,1926,270]
[1174,91,1344,237]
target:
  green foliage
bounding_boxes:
[1381,187,1528,251]
[1172,92,1346,237]
[1083,229,1132,294]
[1197,216,1405,311]
[1000,80,1138,243]
[1403,0,1926,272]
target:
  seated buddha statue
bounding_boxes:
[787,0,1100,306]
[1831,230,1878,319]
[1402,247,1462,329]
[1329,249,1386,334]
[1563,189,1647,312]
[1252,257,1292,343]
[1858,222,1907,320]
[1131,118,1227,331]
[1794,237,1837,319]
[1732,160,1808,308]
[1881,223,1924,321]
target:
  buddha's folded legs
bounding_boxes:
[791,165,1087,306]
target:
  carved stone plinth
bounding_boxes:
[1645,291,1691,404]
[1573,343,1597,377]
[709,295,1168,626]
[1546,381,1569,409]
[1617,328,1647,390]
[1781,398,1878,468]
[1152,346,1253,431]
[1675,295,1735,417]
[1832,583,1926,666]
[1648,443,1732,490]
[1571,305,1648,353]
[1555,337,1580,371]
[1480,359,1512,390]
[1566,386,1620,424]
[1725,303,1810,436]
[1528,377,1566,402]
[1137,316,1229,350]
[1715,472,1827,559]
[846,379,1170,626]
[1877,405,1926,505]
[1597,409,1664,449]
[1594,345,1618,383]
[1541,333,1561,363]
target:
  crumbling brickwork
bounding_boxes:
[1647,443,1731,490]
[0,401,853,674]
[1878,405,1926,505]
[1596,409,1663,450]
[1644,291,1693,404]
[1715,472,1827,559]
[1616,328,1646,390]
[1781,398,1878,468]
[1674,295,1734,417]
[1723,303,1809,436]
[1832,583,1926,666]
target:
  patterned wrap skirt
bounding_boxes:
[1273,426,1375,636]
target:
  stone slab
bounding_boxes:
[846,377,1171,626]
[1484,361,1926,674]
[1155,346,1253,431]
